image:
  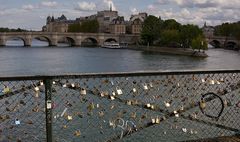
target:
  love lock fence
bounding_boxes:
[0,70,240,142]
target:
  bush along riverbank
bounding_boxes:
[128,46,208,58]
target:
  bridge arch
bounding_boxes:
[5,36,27,46]
[32,36,53,46]
[104,38,118,43]
[81,37,99,47]
[209,40,221,48]
[225,41,238,50]
[58,36,76,47]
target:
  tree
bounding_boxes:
[141,15,162,46]
[160,29,180,47]
[191,35,208,52]
[179,24,203,48]
[68,20,99,33]
[162,19,181,30]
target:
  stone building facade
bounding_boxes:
[110,16,126,34]
[129,13,147,34]
[42,9,148,35]
[202,22,215,38]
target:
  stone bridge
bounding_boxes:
[0,32,140,47]
[206,36,239,49]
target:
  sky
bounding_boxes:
[0,0,239,30]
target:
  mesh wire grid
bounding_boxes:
[0,71,240,142]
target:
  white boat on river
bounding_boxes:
[102,42,121,49]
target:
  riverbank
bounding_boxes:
[128,46,208,58]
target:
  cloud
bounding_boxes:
[41,1,58,7]
[156,0,169,5]
[130,8,138,15]
[75,2,96,11]
[22,4,37,11]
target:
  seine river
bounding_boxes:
[0,40,240,76]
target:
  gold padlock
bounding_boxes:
[200,100,206,109]
[74,130,81,137]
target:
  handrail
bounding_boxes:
[0,69,240,81]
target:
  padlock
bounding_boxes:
[98,111,104,117]
[146,103,151,108]
[100,91,105,97]
[149,83,153,88]
[201,79,205,83]
[110,96,115,100]
[40,81,44,86]
[151,118,156,124]
[127,100,132,105]
[80,88,87,95]
[200,100,206,109]
[74,130,81,137]
[164,101,171,108]
[210,80,215,85]
[143,83,148,90]
[87,102,95,111]
[52,81,56,85]
[151,105,155,110]
[155,117,160,124]
[34,86,39,92]
[67,115,73,121]
[112,91,116,96]
[71,83,75,88]
[116,87,123,95]
[15,118,20,125]
[182,128,187,133]
[132,88,137,93]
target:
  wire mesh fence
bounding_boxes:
[0,70,240,142]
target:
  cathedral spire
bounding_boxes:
[110,3,112,11]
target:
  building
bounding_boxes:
[129,13,147,34]
[43,15,75,32]
[110,16,126,34]
[202,22,215,38]
[42,8,148,35]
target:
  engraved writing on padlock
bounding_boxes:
[80,88,87,95]
[116,87,123,95]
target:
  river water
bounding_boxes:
[0,40,240,76]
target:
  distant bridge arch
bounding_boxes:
[5,36,26,46]
[206,36,239,49]
[104,38,118,43]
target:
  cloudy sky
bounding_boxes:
[0,0,239,30]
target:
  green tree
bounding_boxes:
[162,19,181,30]
[179,24,203,48]
[160,29,180,47]
[68,20,99,33]
[141,15,162,46]
[191,35,208,52]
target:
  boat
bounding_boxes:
[102,42,122,49]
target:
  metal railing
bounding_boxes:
[0,70,240,142]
